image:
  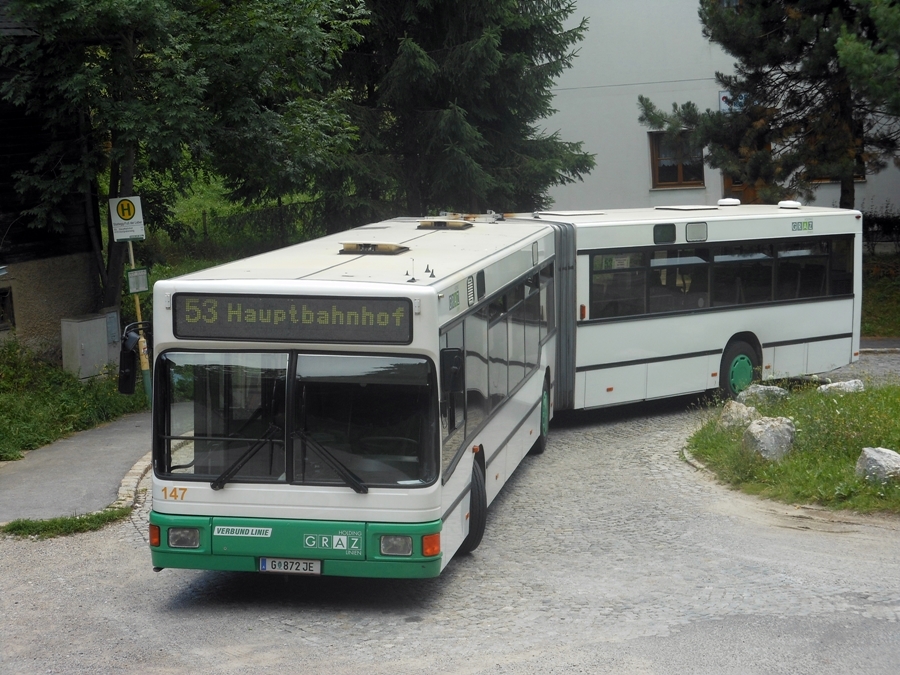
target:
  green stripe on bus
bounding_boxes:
[149,512,442,578]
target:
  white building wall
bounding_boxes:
[546,0,900,212]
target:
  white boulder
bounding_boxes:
[742,417,796,461]
[855,447,900,484]
[718,400,761,430]
[818,379,865,394]
[736,384,789,405]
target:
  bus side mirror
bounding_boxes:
[118,329,142,395]
[439,348,464,395]
[118,347,137,395]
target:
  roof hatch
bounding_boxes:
[417,218,474,230]
[340,241,410,255]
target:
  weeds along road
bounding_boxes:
[2,354,900,674]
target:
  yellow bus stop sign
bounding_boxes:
[109,196,146,242]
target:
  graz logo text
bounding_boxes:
[792,220,813,231]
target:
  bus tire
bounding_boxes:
[529,375,551,455]
[719,340,759,399]
[458,461,486,555]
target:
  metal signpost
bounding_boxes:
[110,197,152,399]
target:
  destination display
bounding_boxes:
[173,294,412,344]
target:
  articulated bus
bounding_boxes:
[148,200,861,578]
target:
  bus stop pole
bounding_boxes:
[127,241,152,400]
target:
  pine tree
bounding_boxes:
[310,0,595,231]
[837,0,900,116]
[639,0,900,208]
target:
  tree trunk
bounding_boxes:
[100,32,137,310]
[101,146,135,309]
[839,175,855,210]
[837,68,857,210]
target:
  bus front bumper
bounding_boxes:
[149,511,443,579]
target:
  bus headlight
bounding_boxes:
[168,528,201,549]
[380,535,413,556]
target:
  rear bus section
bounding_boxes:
[537,203,862,409]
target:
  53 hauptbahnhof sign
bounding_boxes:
[173,294,413,344]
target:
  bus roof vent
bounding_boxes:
[655,205,718,211]
[717,198,741,206]
[417,218,474,230]
[778,200,803,209]
[340,241,410,255]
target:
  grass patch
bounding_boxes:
[0,507,133,539]
[687,384,900,513]
[0,341,148,461]
[862,253,900,337]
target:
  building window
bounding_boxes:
[0,287,14,331]
[650,132,704,188]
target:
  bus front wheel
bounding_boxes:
[719,340,759,399]
[458,461,486,555]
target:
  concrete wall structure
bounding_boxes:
[546,0,900,212]
[0,253,101,359]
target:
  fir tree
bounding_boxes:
[310,0,595,231]
[837,0,900,116]
[639,0,900,208]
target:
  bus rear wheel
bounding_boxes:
[458,461,486,555]
[719,340,759,399]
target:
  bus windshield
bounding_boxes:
[157,352,438,488]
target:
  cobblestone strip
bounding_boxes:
[110,451,152,512]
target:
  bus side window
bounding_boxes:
[712,244,774,306]
[590,252,647,319]
[488,296,509,409]
[775,240,828,300]
[465,310,489,437]
[829,237,854,295]
[525,279,540,370]
[507,284,526,391]
[440,323,466,469]
[540,263,554,339]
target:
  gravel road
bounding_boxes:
[1,352,899,674]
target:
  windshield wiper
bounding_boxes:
[210,424,281,491]
[294,430,368,494]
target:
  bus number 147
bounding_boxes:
[162,487,187,500]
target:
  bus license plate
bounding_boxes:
[259,558,321,575]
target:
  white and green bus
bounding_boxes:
[148,201,861,577]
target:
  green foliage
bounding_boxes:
[0,507,133,538]
[0,340,147,461]
[0,0,365,305]
[862,253,900,336]
[688,384,900,512]
[638,1,900,208]
[310,0,596,230]
[860,200,900,254]
[837,0,900,116]
[119,187,326,325]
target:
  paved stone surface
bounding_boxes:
[10,396,891,673]
[1,353,899,674]
[0,412,152,524]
